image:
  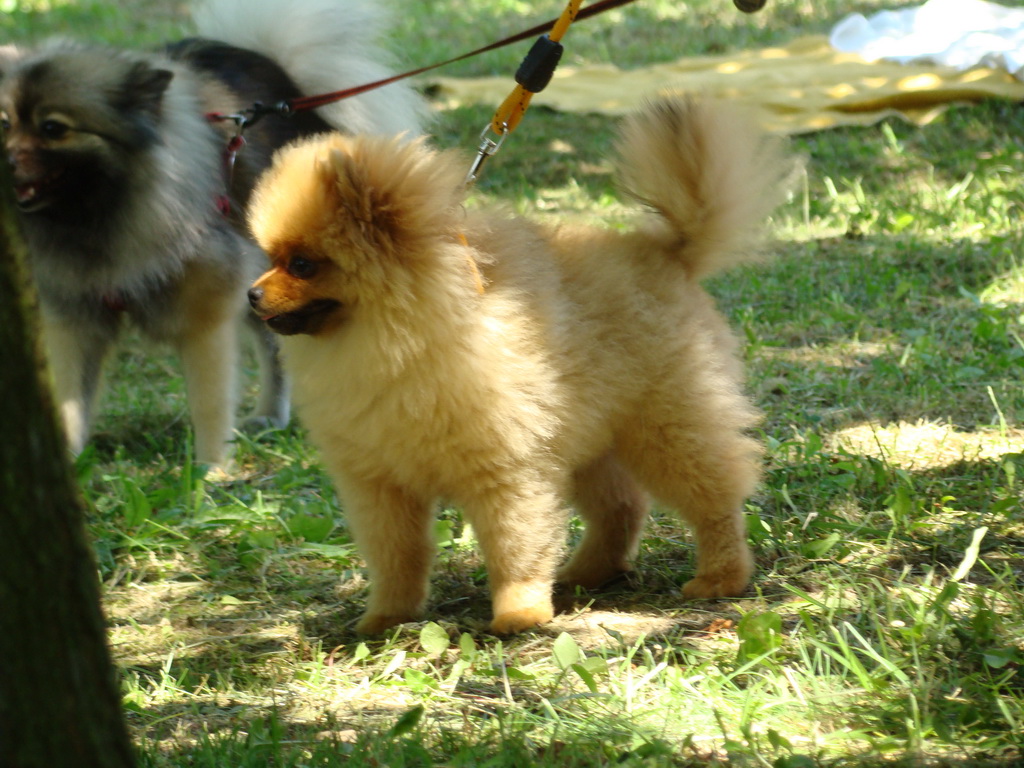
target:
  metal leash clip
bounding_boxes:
[204,112,251,215]
[223,115,249,179]
[465,122,509,185]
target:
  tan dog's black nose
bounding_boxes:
[247,286,263,308]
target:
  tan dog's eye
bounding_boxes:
[287,256,318,279]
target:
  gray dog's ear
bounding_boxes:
[118,60,174,117]
[0,45,22,78]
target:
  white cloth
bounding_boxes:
[829,0,1024,79]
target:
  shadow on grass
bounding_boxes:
[130,705,699,768]
[433,99,1024,207]
[712,230,1024,432]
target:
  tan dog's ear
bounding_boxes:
[321,147,381,239]
[318,137,466,262]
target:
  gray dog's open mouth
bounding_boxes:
[13,169,64,211]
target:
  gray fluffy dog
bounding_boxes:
[0,0,426,469]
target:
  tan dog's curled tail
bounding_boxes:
[615,95,790,280]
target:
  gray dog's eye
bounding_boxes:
[39,119,69,140]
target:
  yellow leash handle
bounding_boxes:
[466,0,580,183]
[549,0,582,40]
[490,0,582,135]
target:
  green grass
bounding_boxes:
[9,0,1024,765]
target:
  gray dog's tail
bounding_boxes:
[192,0,428,137]
[615,95,791,280]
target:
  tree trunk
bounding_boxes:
[0,179,135,766]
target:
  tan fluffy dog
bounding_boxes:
[247,96,789,634]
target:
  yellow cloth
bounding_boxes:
[427,35,1024,134]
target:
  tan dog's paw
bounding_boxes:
[356,612,420,635]
[489,604,555,635]
[681,572,750,600]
